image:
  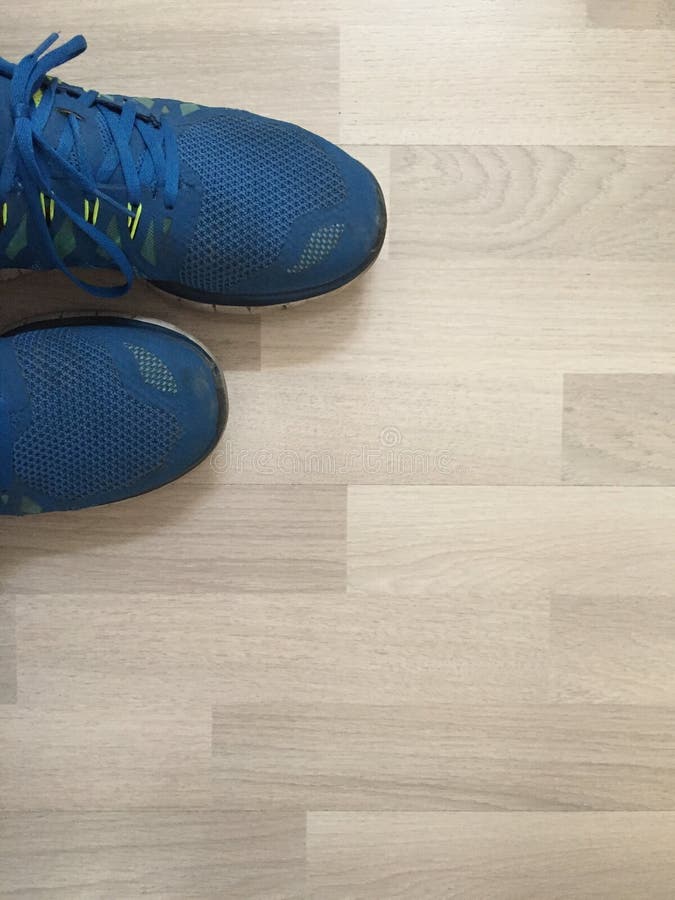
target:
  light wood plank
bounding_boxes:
[307,812,675,899]
[0,597,16,705]
[13,594,216,706]
[213,370,562,484]
[0,811,304,900]
[212,592,549,704]
[15,589,548,709]
[551,595,675,704]
[393,146,675,261]
[563,374,675,485]
[3,0,588,32]
[0,704,210,810]
[261,259,675,374]
[341,27,675,145]
[348,486,675,598]
[208,0,588,28]
[0,485,346,594]
[587,0,675,28]
[212,703,675,810]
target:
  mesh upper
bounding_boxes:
[178,111,346,293]
[12,328,182,501]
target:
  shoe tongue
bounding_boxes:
[41,91,112,176]
[0,73,108,178]
[87,103,150,190]
[0,75,150,191]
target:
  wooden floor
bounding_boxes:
[2,1,675,897]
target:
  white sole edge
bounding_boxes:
[148,278,353,315]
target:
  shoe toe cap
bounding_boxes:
[3,318,226,514]
[114,322,227,489]
[279,138,387,295]
[171,111,387,305]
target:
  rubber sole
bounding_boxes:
[149,274,355,316]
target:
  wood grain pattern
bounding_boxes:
[348,486,675,598]
[307,812,675,899]
[261,260,675,374]
[0,484,346,594]
[340,28,675,145]
[211,592,549,705]
[13,594,217,705]
[551,595,675,704]
[3,0,589,31]
[393,146,675,261]
[216,370,562,484]
[212,703,675,810]
[2,3,675,896]
[0,811,304,899]
[218,0,589,28]
[0,704,211,809]
[0,598,16,706]
[563,374,675,484]
[587,0,675,29]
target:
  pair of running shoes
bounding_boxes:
[0,35,387,515]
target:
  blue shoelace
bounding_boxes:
[0,34,179,297]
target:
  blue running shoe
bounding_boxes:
[0,34,386,307]
[0,315,227,515]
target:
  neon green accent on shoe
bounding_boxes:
[39,192,55,223]
[134,96,154,109]
[180,102,200,116]
[107,217,121,245]
[6,215,28,260]
[127,203,143,239]
[54,219,76,258]
[141,219,156,266]
[97,217,122,259]
[84,197,100,225]
[20,497,43,515]
[162,217,172,235]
